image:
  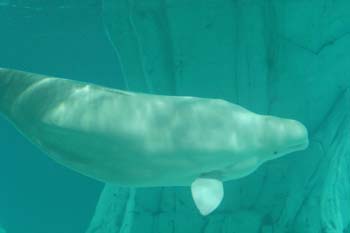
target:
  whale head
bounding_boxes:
[256,115,309,162]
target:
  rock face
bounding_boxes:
[87,0,350,232]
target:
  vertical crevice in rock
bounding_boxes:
[230,1,269,113]
[230,0,240,104]
[104,0,177,94]
[262,0,279,115]
[126,0,153,92]
[130,0,176,95]
[102,0,150,92]
[86,186,135,233]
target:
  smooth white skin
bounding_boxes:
[0,69,309,187]
[191,178,224,215]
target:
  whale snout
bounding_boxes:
[262,116,309,161]
[274,119,309,158]
[286,119,309,151]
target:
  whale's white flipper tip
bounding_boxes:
[191,177,224,216]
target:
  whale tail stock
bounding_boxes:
[0,68,42,117]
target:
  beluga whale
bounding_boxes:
[0,68,309,215]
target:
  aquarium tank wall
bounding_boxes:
[1,0,350,233]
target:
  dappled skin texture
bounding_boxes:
[0,69,308,187]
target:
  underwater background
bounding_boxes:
[1,0,350,233]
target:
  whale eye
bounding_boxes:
[273,151,278,155]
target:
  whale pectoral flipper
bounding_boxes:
[191,178,224,216]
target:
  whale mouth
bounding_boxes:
[286,139,309,153]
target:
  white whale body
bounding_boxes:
[0,68,309,215]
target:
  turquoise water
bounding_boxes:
[0,1,123,232]
[1,1,350,233]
